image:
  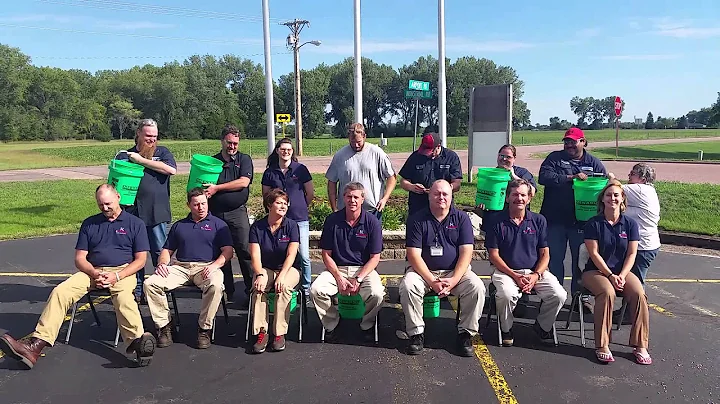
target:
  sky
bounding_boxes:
[1,0,719,125]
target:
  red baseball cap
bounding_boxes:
[418,133,441,155]
[563,127,585,141]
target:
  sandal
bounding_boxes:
[595,349,615,363]
[633,349,652,365]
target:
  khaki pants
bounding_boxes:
[491,269,568,333]
[399,266,486,337]
[310,267,385,332]
[251,267,300,335]
[582,270,649,349]
[33,266,143,346]
[144,262,224,330]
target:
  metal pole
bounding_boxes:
[262,0,275,154]
[294,43,304,155]
[437,0,447,147]
[353,0,363,124]
[615,116,619,157]
[412,98,419,150]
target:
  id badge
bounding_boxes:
[430,246,443,256]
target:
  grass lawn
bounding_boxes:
[589,141,720,161]
[0,173,718,240]
[0,129,717,171]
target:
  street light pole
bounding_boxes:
[437,0,447,147]
[353,0,363,124]
[262,0,275,154]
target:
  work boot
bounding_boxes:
[253,328,268,354]
[156,321,173,348]
[126,332,156,367]
[501,330,514,347]
[407,333,424,355]
[457,331,474,357]
[0,334,48,369]
[533,322,555,346]
[271,335,286,352]
[361,327,376,344]
[197,328,212,349]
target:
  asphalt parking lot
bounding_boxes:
[1,235,718,404]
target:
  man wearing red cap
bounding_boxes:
[538,128,607,310]
[399,132,463,216]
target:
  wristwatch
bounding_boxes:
[533,271,544,280]
[354,274,364,283]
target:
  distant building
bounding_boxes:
[634,117,643,125]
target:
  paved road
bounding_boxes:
[0,235,719,403]
[1,137,718,184]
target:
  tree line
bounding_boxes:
[0,43,530,142]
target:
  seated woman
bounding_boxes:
[582,179,651,365]
[248,188,300,354]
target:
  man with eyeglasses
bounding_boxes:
[538,128,607,312]
[203,124,254,306]
[399,132,463,216]
[118,118,177,304]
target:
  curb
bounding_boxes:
[659,231,720,250]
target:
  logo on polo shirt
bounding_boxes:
[201,224,213,231]
[447,221,457,230]
[523,226,536,235]
[279,234,291,242]
[415,165,424,170]
[439,164,450,169]
[115,227,127,235]
[355,228,368,238]
[291,175,298,180]
[619,231,628,239]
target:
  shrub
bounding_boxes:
[308,200,333,231]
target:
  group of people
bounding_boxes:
[0,122,660,369]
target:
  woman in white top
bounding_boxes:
[621,163,661,284]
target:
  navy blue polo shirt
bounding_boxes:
[75,211,150,267]
[538,150,607,227]
[208,152,253,213]
[399,148,463,215]
[261,161,313,221]
[485,211,548,270]
[249,216,300,270]
[480,165,537,232]
[406,206,475,271]
[117,146,177,226]
[164,213,233,263]
[319,209,383,267]
[583,214,640,274]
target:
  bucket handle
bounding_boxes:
[114,150,128,160]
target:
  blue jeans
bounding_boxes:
[297,220,312,292]
[547,224,585,295]
[632,249,659,285]
[136,222,168,297]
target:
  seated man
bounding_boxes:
[486,179,568,347]
[399,180,486,357]
[143,188,234,349]
[310,182,385,342]
[0,184,156,369]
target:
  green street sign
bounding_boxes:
[408,80,430,91]
[404,89,433,99]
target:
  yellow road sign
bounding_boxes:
[276,113,291,123]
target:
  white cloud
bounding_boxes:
[308,37,534,55]
[598,54,681,61]
[647,17,720,38]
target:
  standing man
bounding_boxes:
[204,124,254,306]
[119,118,177,303]
[0,184,156,369]
[144,188,234,350]
[326,123,397,220]
[538,128,606,311]
[399,132,463,216]
[399,180,486,357]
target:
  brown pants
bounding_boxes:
[252,267,300,335]
[582,270,649,349]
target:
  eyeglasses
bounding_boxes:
[498,154,513,160]
[563,138,580,145]
[278,148,293,154]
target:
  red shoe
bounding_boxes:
[0,334,48,369]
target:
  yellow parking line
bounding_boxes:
[0,296,110,359]
[648,303,675,317]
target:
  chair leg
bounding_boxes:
[298,290,304,342]
[579,294,586,348]
[113,325,121,348]
[565,292,578,330]
[211,317,216,343]
[617,298,628,331]
[245,293,253,342]
[170,292,181,334]
[88,294,101,326]
[552,324,558,346]
[455,298,461,327]
[65,301,80,344]
[321,326,325,343]
[374,312,379,344]
[496,313,502,347]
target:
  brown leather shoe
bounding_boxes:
[0,334,48,369]
[197,328,211,349]
[126,332,156,367]
[157,321,173,348]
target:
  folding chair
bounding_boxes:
[245,286,308,342]
[167,285,230,343]
[65,288,121,347]
[564,286,628,347]
[320,293,379,344]
[486,283,559,346]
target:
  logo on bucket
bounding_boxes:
[477,189,497,197]
[576,200,596,207]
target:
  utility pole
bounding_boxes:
[283,19,320,156]
[262,0,275,155]
[353,0,363,124]
[437,0,447,147]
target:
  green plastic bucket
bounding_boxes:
[338,294,365,319]
[107,159,145,205]
[423,295,440,318]
[475,167,512,211]
[573,177,608,221]
[266,290,299,314]
[187,154,223,192]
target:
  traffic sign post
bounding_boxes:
[614,96,622,158]
[408,80,430,91]
[276,113,292,138]
[405,81,432,149]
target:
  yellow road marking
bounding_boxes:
[0,296,111,359]
[449,298,519,404]
[648,303,675,317]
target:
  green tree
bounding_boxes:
[0,44,32,141]
[709,92,720,126]
[108,98,142,139]
[25,67,81,140]
[645,112,654,129]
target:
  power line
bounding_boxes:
[0,23,287,46]
[30,52,291,60]
[37,0,288,23]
